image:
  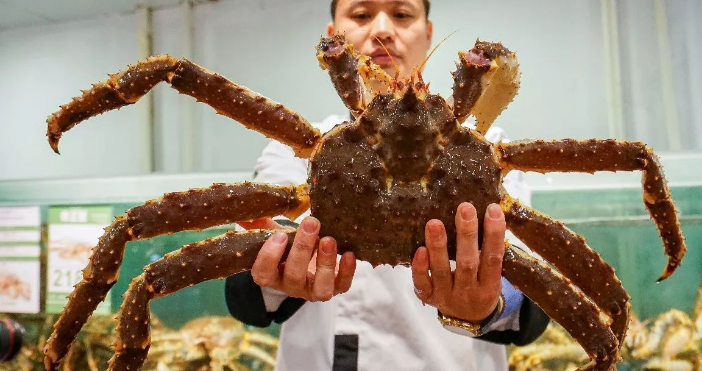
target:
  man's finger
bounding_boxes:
[310,237,338,301]
[334,251,356,295]
[238,218,282,230]
[251,231,288,289]
[411,246,433,303]
[453,202,480,291]
[478,204,506,288]
[425,219,452,300]
[282,217,320,295]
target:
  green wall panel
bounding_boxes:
[532,185,702,320]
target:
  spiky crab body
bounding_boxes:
[310,90,501,266]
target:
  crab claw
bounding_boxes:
[452,40,520,134]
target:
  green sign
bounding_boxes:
[47,205,113,314]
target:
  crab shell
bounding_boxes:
[309,88,501,266]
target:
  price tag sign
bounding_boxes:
[47,206,114,314]
[0,206,41,314]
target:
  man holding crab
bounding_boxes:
[226,1,549,370]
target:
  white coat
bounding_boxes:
[252,114,533,371]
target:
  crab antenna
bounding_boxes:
[374,37,400,84]
[416,30,458,74]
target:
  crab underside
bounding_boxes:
[41,34,687,371]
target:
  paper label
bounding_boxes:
[0,206,41,314]
[46,206,113,314]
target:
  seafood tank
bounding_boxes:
[0,153,700,371]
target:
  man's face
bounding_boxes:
[328,0,433,80]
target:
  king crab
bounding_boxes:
[42,34,686,371]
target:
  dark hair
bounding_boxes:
[330,0,431,20]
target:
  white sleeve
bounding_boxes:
[484,126,532,247]
[253,140,309,186]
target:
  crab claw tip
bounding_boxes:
[657,257,682,282]
[48,136,61,154]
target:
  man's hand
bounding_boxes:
[411,202,506,322]
[241,217,356,302]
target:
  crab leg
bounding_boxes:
[44,217,130,371]
[127,182,309,239]
[246,331,279,348]
[502,243,619,371]
[452,41,520,134]
[509,344,588,371]
[497,139,687,281]
[317,35,393,117]
[240,345,277,367]
[46,56,321,157]
[108,229,297,371]
[44,183,309,371]
[501,194,630,346]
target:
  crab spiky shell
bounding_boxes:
[309,89,502,266]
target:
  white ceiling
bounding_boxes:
[0,0,216,30]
